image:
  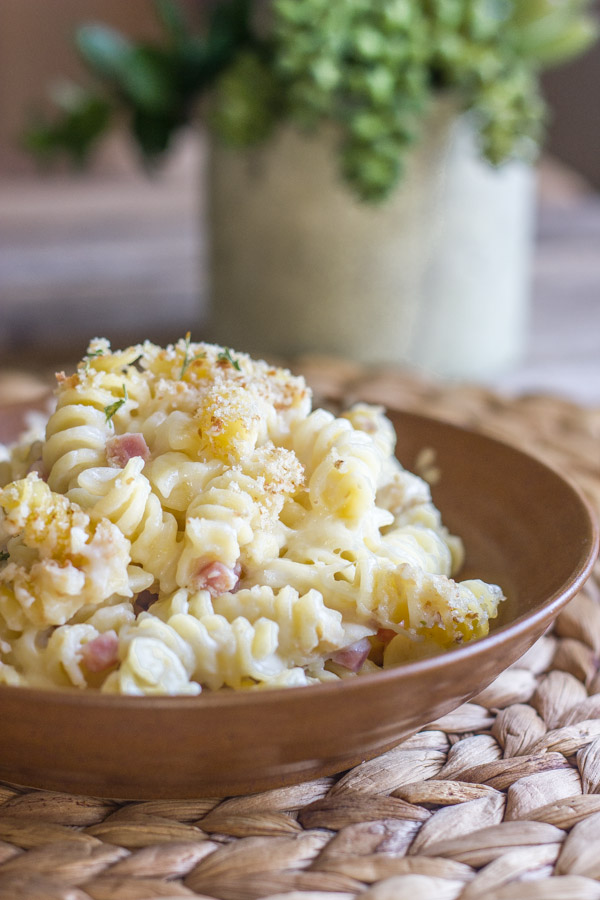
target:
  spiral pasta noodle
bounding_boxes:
[107,584,370,694]
[0,337,505,693]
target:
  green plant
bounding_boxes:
[24,0,597,200]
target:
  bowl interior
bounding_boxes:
[389,409,594,631]
[0,401,597,798]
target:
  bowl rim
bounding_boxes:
[0,405,597,711]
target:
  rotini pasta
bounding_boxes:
[0,337,504,694]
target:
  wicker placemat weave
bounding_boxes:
[1,359,600,900]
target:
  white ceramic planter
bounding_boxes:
[208,100,535,379]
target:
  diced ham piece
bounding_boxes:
[232,561,243,593]
[134,590,158,615]
[192,561,239,596]
[330,637,372,673]
[106,433,150,468]
[376,628,397,646]
[81,631,119,673]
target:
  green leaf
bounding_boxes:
[76,24,132,80]
[153,0,188,44]
[22,84,112,167]
[211,52,282,147]
[118,45,177,113]
[193,0,253,86]
[180,332,206,378]
[131,108,180,160]
[217,347,241,370]
[515,16,598,66]
[104,384,128,424]
[507,0,598,66]
[209,0,252,48]
[77,26,178,113]
[176,37,220,93]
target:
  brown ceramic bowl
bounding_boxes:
[0,402,597,799]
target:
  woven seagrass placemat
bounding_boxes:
[1,359,600,900]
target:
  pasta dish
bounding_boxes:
[0,337,503,694]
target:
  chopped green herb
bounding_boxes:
[104,384,128,424]
[121,353,143,374]
[82,346,106,374]
[180,331,205,378]
[217,347,241,371]
[0,550,9,562]
[180,332,192,377]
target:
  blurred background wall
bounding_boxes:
[0,0,202,174]
[543,13,600,190]
[0,1,152,173]
[0,1,204,366]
